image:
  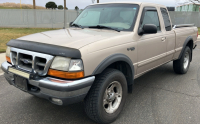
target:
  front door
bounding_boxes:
[137,7,167,75]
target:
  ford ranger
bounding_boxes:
[1,2,198,124]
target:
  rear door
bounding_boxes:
[160,8,176,62]
[137,7,167,75]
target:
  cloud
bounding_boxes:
[0,0,176,9]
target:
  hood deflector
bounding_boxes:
[7,39,81,59]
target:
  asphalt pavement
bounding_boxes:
[0,42,200,124]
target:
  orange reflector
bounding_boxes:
[48,69,84,79]
[6,56,11,63]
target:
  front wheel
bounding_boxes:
[84,69,127,124]
[173,46,191,74]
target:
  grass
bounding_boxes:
[0,6,20,9]
[0,3,45,9]
[0,28,58,53]
[198,28,200,34]
[0,6,32,9]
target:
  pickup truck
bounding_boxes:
[1,2,198,124]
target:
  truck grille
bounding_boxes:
[10,47,54,76]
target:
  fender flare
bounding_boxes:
[92,54,135,81]
[178,36,193,60]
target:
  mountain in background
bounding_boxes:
[0,2,45,9]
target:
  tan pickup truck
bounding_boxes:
[1,2,198,124]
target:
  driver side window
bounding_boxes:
[141,9,161,31]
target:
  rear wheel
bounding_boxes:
[84,69,127,124]
[173,46,191,74]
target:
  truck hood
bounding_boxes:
[17,28,129,49]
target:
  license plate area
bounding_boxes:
[14,75,28,92]
[8,67,30,79]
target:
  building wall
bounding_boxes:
[176,4,200,12]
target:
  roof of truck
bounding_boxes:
[90,1,166,8]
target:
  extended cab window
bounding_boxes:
[160,8,172,31]
[140,8,161,31]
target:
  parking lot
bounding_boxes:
[0,41,200,124]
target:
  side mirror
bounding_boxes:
[138,24,157,35]
[69,22,73,27]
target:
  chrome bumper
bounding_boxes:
[1,61,95,105]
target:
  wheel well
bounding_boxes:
[186,40,193,61]
[103,61,133,93]
[186,40,193,50]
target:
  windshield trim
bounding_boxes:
[72,3,140,32]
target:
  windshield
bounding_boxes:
[73,4,139,31]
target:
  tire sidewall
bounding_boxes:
[181,47,191,73]
[97,71,127,123]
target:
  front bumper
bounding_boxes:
[1,62,95,105]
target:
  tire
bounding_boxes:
[173,46,191,74]
[84,69,127,124]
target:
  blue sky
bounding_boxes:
[0,0,177,9]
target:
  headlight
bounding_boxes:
[50,56,83,72]
[48,56,84,79]
[50,56,71,71]
[6,47,11,63]
[69,59,83,71]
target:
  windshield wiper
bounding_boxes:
[89,25,121,32]
[71,23,84,29]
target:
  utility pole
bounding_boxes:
[64,0,66,28]
[33,0,36,27]
[97,0,99,3]
[20,0,22,9]
[64,0,66,9]
[33,0,36,9]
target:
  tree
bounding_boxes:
[175,0,200,11]
[45,1,57,9]
[58,5,64,10]
[75,6,79,11]
[176,0,200,5]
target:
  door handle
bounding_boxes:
[161,37,166,42]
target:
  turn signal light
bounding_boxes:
[48,69,84,79]
[6,56,11,63]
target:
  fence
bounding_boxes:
[169,11,200,27]
[0,9,79,28]
[0,9,200,28]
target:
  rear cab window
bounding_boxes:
[160,8,172,31]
